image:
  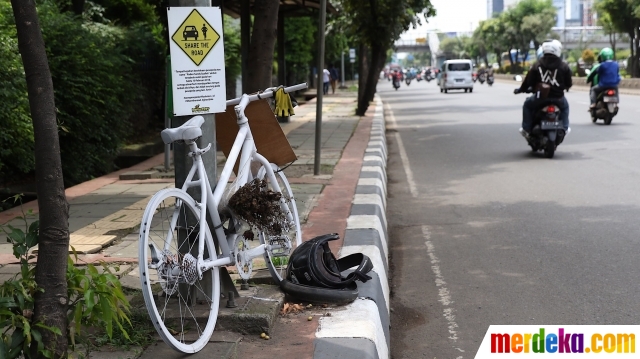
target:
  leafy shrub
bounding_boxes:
[582,49,595,67]
[39,3,160,185]
[500,63,524,74]
[0,198,132,358]
[0,4,34,185]
[0,2,165,186]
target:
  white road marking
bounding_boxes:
[423,225,465,358]
[385,103,419,198]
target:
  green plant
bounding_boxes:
[0,196,133,357]
[0,3,35,185]
[0,196,60,358]
[66,254,132,351]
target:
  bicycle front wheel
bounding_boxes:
[138,188,220,353]
[257,164,302,283]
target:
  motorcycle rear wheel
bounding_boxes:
[604,114,613,125]
[544,141,555,158]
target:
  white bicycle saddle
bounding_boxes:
[161,116,204,144]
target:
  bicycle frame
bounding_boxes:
[171,83,307,278]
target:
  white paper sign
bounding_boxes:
[167,7,226,116]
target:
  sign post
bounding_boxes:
[167,7,226,116]
[167,5,233,301]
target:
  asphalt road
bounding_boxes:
[379,77,640,359]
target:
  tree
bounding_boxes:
[284,17,315,86]
[246,0,280,93]
[598,11,618,57]
[478,0,556,72]
[479,18,507,68]
[10,0,70,357]
[224,16,242,99]
[596,0,640,77]
[341,0,436,115]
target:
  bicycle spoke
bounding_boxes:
[139,189,219,353]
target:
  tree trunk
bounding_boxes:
[71,0,84,14]
[246,0,279,93]
[356,43,369,116]
[609,33,616,59]
[363,44,385,103]
[10,1,70,357]
[495,51,502,69]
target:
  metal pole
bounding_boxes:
[173,0,221,302]
[340,50,345,88]
[240,0,250,93]
[164,58,171,171]
[314,0,327,176]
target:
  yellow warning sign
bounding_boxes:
[171,9,220,66]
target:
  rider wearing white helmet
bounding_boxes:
[515,39,572,136]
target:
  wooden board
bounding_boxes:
[215,99,297,174]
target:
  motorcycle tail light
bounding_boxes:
[547,106,555,113]
[607,90,615,96]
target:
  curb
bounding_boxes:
[313,96,389,359]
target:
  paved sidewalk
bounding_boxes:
[0,84,392,358]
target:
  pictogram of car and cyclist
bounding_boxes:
[182,24,210,41]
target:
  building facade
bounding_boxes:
[487,0,504,18]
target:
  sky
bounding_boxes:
[400,0,487,39]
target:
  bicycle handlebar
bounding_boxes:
[226,83,308,107]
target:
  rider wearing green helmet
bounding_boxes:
[589,47,621,109]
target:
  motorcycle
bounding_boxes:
[487,75,494,86]
[514,76,567,158]
[590,88,619,125]
[392,77,401,90]
[478,73,486,85]
[405,77,412,86]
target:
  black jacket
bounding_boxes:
[518,55,572,98]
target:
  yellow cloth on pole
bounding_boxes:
[274,87,295,117]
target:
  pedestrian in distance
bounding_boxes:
[329,64,339,94]
[322,67,331,95]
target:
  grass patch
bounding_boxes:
[271,256,289,267]
[91,308,156,350]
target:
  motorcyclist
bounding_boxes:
[586,54,602,91]
[391,69,402,87]
[514,39,572,136]
[478,63,487,80]
[588,48,620,109]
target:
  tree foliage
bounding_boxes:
[474,0,557,71]
[283,16,315,85]
[596,0,640,77]
[340,0,436,115]
[0,1,165,186]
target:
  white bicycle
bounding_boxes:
[138,83,307,353]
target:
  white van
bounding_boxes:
[438,59,474,93]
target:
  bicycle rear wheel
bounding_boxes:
[138,188,219,353]
[257,164,302,283]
